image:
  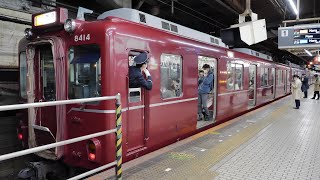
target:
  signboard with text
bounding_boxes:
[278,25,320,49]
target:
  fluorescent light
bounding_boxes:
[287,0,298,15]
[304,49,313,56]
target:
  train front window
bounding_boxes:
[40,45,56,101]
[19,52,27,99]
[68,45,101,99]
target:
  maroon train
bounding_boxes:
[17,7,309,171]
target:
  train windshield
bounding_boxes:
[68,44,101,99]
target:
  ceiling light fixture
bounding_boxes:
[304,49,313,56]
[287,0,298,15]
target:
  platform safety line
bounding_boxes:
[163,103,290,179]
[191,96,290,140]
[115,95,123,180]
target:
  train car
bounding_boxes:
[17,7,294,177]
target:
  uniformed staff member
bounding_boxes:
[129,52,152,90]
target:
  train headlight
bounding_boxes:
[24,28,33,40]
[64,19,76,33]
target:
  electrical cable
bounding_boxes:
[154,0,226,29]
[174,0,228,27]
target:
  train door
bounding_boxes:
[197,56,217,129]
[31,43,57,147]
[126,51,147,153]
[272,68,276,98]
[25,39,66,157]
[288,69,291,93]
[284,70,287,93]
[248,64,257,106]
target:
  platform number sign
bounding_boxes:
[281,30,288,37]
[74,34,91,42]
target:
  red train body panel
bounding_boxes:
[17,8,309,170]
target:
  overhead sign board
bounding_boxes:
[278,24,320,49]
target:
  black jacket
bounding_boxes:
[129,66,152,90]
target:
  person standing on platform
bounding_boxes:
[301,74,309,98]
[292,75,302,109]
[311,74,320,100]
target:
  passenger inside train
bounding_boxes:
[160,54,182,99]
[198,64,214,121]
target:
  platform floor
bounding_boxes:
[88,91,320,180]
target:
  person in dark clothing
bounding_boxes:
[129,52,152,90]
[301,74,309,98]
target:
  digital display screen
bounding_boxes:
[293,28,320,45]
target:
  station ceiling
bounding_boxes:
[58,0,320,66]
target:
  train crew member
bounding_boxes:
[198,64,214,121]
[301,74,309,98]
[129,52,152,90]
[292,75,302,109]
[311,74,320,100]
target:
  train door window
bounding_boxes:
[128,51,143,103]
[198,56,215,90]
[277,70,283,85]
[235,64,243,90]
[271,68,275,85]
[261,67,269,87]
[226,62,234,90]
[40,44,56,101]
[160,54,182,99]
[68,44,101,100]
[226,62,243,90]
[19,52,27,99]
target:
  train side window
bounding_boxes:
[235,64,243,90]
[68,44,101,101]
[261,67,269,87]
[226,62,243,90]
[160,54,182,99]
[128,51,143,103]
[277,70,283,85]
[226,62,234,90]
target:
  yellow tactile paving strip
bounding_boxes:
[125,103,289,180]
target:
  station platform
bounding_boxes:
[88,92,320,180]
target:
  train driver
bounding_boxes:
[129,52,153,90]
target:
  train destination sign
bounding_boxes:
[278,25,320,49]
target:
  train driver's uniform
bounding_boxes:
[129,52,152,90]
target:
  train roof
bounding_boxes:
[233,48,273,61]
[97,8,278,63]
[97,8,227,48]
